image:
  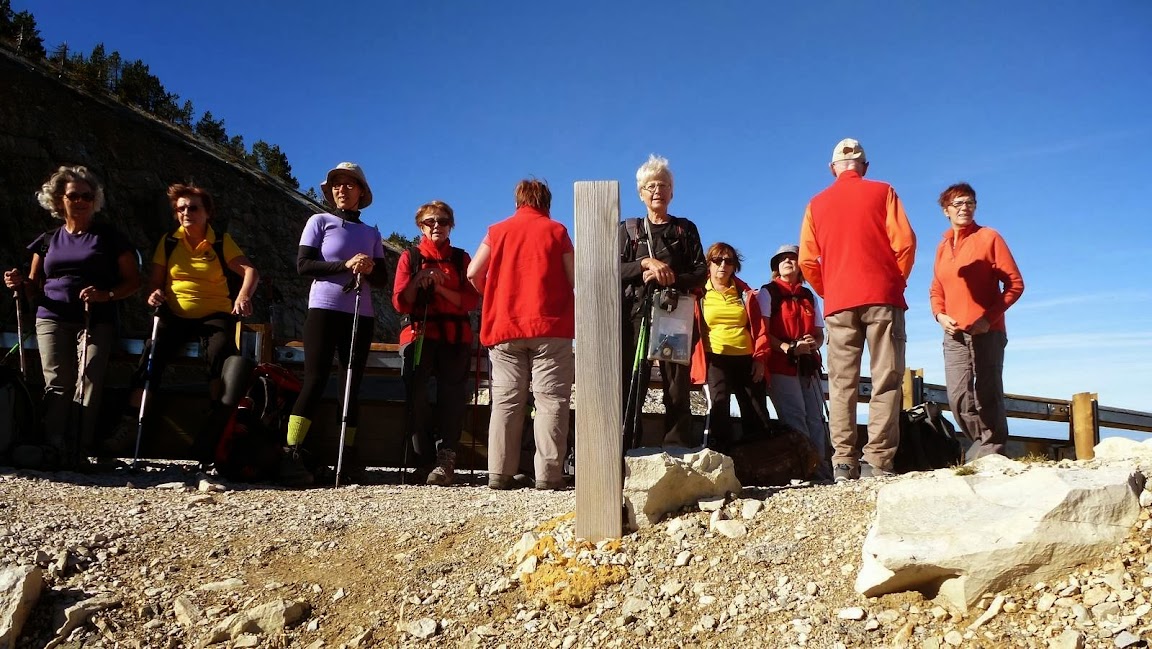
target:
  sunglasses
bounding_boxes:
[65,192,95,203]
[420,217,451,228]
[710,257,736,266]
[176,204,202,213]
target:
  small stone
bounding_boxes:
[674,551,692,567]
[944,630,964,646]
[233,635,260,648]
[173,596,200,627]
[806,582,819,596]
[741,500,763,520]
[698,496,725,512]
[712,520,747,539]
[699,614,716,630]
[1036,593,1058,612]
[1049,629,1084,649]
[200,578,245,592]
[838,607,866,621]
[876,609,900,624]
[864,619,879,631]
[660,580,684,597]
[407,618,438,639]
[622,596,649,617]
[187,494,215,507]
[1114,631,1141,648]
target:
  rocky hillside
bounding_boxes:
[0,49,400,341]
[3,450,1152,648]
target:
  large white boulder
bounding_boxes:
[855,457,1143,612]
[1094,437,1152,465]
[623,448,741,529]
[0,565,43,649]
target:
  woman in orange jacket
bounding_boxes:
[929,182,1024,460]
[689,242,772,452]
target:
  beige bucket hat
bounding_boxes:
[321,162,373,209]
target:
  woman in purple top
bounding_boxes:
[4,165,141,469]
[281,162,387,486]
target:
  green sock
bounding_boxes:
[343,427,357,446]
[287,416,311,446]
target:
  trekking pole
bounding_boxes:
[13,289,26,380]
[133,307,162,470]
[335,273,363,487]
[622,289,654,450]
[75,302,91,465]
[413,300,429,367]
[700,383,713,451]
[470,333,482,479]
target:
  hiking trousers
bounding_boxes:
[36,318,116,461]
[825,305,906,471]
[943,330,1008,460]
[403,338,471,464]
[487,337,573,484]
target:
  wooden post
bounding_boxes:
[901,368,924,409]
[573,181,622,542]
[1071,392,1099,460]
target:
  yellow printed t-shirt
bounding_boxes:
[152,226,243,319]
[701,282,751,356]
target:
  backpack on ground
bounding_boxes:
[894,401,962,473]
[213,363,302,481]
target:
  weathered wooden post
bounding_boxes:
[1071,392,1099,460]
[573,181,622,542]
[901,368,924,409]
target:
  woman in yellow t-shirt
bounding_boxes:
[105,185,259,467]
[689,242,772,452]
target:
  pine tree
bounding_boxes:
[194,111,228,147]
[10,10,44,58]
[251,140,299,188]
[305,187,320,202]
[386,232,417,249]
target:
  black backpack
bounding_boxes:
[213,363,302,481]
[400,246,471,337]
[161,228,243,300]
[894,402,963,473]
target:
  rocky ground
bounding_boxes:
[3,456,1152,649]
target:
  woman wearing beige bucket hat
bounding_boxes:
[757,243,830,481]
[281,162,388,486]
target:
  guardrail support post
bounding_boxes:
[902,368,924,409]
[1071,392,1099,460]
[573,180,622,542]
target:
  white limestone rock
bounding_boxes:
[856,458,1143,612]
[623,448,741,529]
[0,565,42,648]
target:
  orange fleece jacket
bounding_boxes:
[929,222,1024,332]
[798,170,916,315]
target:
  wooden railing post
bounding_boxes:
[1071,392,1099,460]
[573,181,622,542]
[902,368,924,409]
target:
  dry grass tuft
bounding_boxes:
[953,464,977,476]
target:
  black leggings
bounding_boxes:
[291,308,375,427]
[705,353,771,451]
[134,309,237,389]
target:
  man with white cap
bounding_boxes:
[798,139,916,480]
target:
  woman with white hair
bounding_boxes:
[281,162,387,486]
[619,154,707,447]
[3,165,141,469]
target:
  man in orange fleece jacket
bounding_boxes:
[798,138,916,480]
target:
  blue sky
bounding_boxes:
[26,2,1152,425]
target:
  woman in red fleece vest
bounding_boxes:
[467,179,575,491]
[393,200,480,486]
[689,242,772,452]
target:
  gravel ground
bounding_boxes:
[3,458,1152,648]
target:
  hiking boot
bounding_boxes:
[488,473,518,490]
[279,446,314,487]
[336,445,367,485]
[535,478,567,491]
[833,463,860,483]
[860,463,895,479]
[101,415,138,457]
[426,449,456,486]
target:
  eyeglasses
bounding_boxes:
[710,257,736,266]
[641,182,671,194]
[64,192,95,203]
[330,182,359,190]
[420,217,451,228]
[176,204,202,213]
[949,199,977,209]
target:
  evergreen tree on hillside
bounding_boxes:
[117,59,168,113]
[226,134,246,160]
[194,111,228,147]
[9,10,44,58]
[174,99,195,130]
[251,140,299,188]
[0,1,12,38]
[386,232,417,249]
[305,187,320,202]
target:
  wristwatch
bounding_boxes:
[108,290,116,300]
